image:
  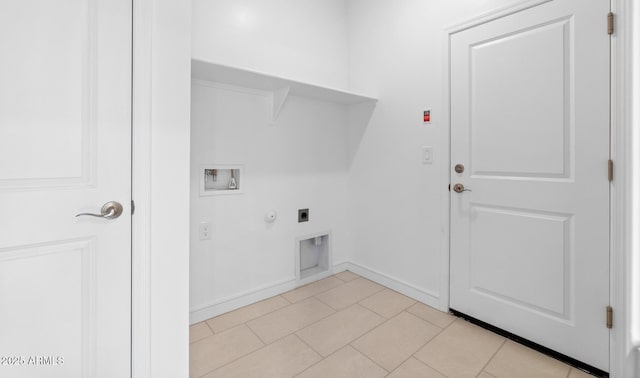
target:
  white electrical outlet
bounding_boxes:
[199,222,211,240]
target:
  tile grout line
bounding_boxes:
[405,303,460,331]
[333,271,359,282]
[193,325,266,378]
[349,310,407,348]
[244,320,269,346]
[328,278,387,307]
[202,319,215,336]
[204,295,290,334]
[357,291,417,319]
[347,338,394,376]
[192,323,270,378]
[421,312,460,332]
[247,304,338,347]
[392,343,452,378]
[369,342,429,377]
[364,311,452,378]
[217,294,306,335]
[422,359,451,378]
[290,333,328,377]
[361,305,414,321]
[293,302,389,367]
[242,296,296,326]
[404,318,469,378]
[348,309,452,376]
[284,278,348,304]
[477,337,508,377]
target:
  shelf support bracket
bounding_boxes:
[269,86,290,124]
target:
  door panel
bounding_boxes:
[471,19,570,178]
[469,206,571,318]
[450,0,609,371]
[0,1,91,186]
[0,1,132,377]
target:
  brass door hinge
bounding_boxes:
[606,306,613,329]
[608,12,614,35]
[608,160,614,182]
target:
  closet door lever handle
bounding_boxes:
[452,184,471,193]
[76,201,123,219]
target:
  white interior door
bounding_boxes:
[449,0,610,371]
[0,1,132,377]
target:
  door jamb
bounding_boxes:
[610,0,637,376]
[442,0,637,376]
[132,0,152,376]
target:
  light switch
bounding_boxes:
[199,222,211,240]
[422,146,433,164]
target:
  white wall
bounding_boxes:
[188,0,525,317]
[189,82,351,322]
[192,0,349,89]
[346,0,524,310]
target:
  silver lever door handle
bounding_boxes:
[76,201,124,219]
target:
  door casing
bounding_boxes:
[131,0,192,377]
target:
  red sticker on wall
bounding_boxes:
[423,110,431,123]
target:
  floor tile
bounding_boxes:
[569,368,595,377]
[190,322,213,344]
[282,277,345,303]
[191,275,585,378]
[296,304,385,356]
[189,325,264,378]
[406,302,456,328]
[485,340,570,378]
[205,295,289,333]
[352,311,441,371]
[315,278,384,310]
[334,270,360,282]
[414,319,505,378]
[247,297,335,344]
[203,335,320,378]
[295,346,387,378]
[387,357,446,378]
[359,289,416,318]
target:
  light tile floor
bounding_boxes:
[190,271,595,378]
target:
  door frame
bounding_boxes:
[441,0,638,376]
[131,0,192,377]
[132,0,152,375]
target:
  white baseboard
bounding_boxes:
[189,262,352,324]
[332,260,350,273]
[189,260,447,324]
[342,261,447,312]
[189,278,297,324]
